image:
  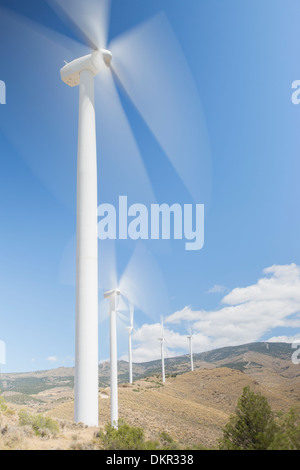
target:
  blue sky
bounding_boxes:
[0,0,300,372]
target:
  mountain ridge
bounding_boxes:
[0,341,297,394]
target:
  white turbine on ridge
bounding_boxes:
[158,317,166,383]
[187,332,194,372]
[125,304,135,385]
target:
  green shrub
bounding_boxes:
[158,431,179,450]
[270,408,300,450]
[96,420,148,450]
[219,386,277,450]
[219,386,300,450]
[18,410,59,436]
[96,420,181,450]
[0,396,8,412]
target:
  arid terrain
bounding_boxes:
[0,342,299,450]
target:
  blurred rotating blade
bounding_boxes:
[129,303,134,329]
[116,310,129,324]
[161,315,165,338]
[47,0,111,49]
[95,68,156,205]
[119,243,169,320]
[99,298,110,323]
[98,239,118,291]
[116,295,129,313]
[110,12,211,203]
[0,7,88,212]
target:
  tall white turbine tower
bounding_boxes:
[61,49,112,427]
[104,288,120,429]
[4,0,210,428]
[158,317,166,383]
[187,334,194,372]
[125,304,134,384]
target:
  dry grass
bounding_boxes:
[46,366,300,449]
[1,355,299,450]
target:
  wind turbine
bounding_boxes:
[125,304,134,385]
[104,288,120,429]
[54,1,197,427]
[187,331,194,372]
[0,0,210,428]
[60,48,113,427]
[99,241,169,429]
[158,317,166,383]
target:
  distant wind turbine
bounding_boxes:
[158,317,166,383]
[187,331,194,372]
[104,288,121,429]
[125,304,135,385]
[100,241,169,429]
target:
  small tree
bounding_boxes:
[270,408,300,450]
[219,386,277,450]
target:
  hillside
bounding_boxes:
[1,342,298,396]
[0,342,299,449]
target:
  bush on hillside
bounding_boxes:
[18,410,59,437]
[95,420,181,450]
[219,386,277,450]
[219,386,300,450]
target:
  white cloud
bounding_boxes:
[130,322,190,363]
[223,264,300,305]
[131,264,300,361]
[267,335,300,344]
[208,284,227,294]
[46,356,59,363]
[46,355,74,365]
[131,322,211,362]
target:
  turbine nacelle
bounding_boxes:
[61,49,112,87]
[104,288,120,299]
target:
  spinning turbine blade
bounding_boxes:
[161,316,165,338]
[0,7,88,211]
[99,296,127,326]
[59,236,120,291]
[130,304,134,329]
[95,68,156,205]
[110,13,211,203]
[116,295,129,313]
[99,297,110,323]
[47,0,111,49]
[119,243,169,320]
[98,239,118,291]
[116,310,129,325]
